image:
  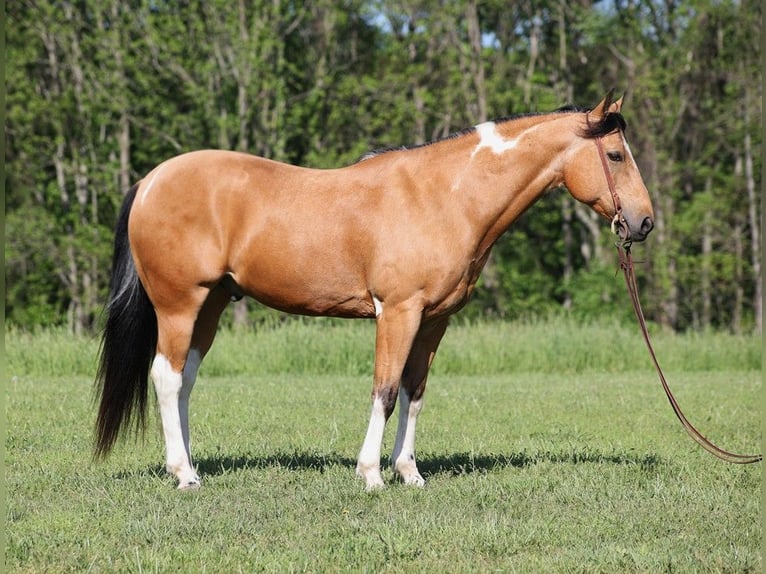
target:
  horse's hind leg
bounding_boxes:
[151,318,199,489]
[151,287,228,490]
[178,286,231,477]
[392,317,449,486]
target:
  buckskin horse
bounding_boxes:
[94,92,654,490]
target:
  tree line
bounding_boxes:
[5,0,762,334]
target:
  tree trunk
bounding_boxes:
[700,179,712,329]
[465,1,487,123]
[744,120,761,333]
[110,1,131,193]
[523,10,541,107]
[118,112,131,193]
[655,191,678,329]
[732,222,744,333]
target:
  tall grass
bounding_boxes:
[6,318,761,379]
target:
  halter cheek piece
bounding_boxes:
[586,112,632,249]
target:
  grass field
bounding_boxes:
[5,320,763,572]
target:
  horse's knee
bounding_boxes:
[374,383,399,419]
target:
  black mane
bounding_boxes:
[579,110,627,139]
[556,97,627,139]
[359,103,625,162]
[359,124,479,161]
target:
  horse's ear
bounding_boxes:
[589,89,618,119]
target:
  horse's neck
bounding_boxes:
[419,113,577,252]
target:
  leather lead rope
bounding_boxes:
[616,243,761,464]
[589,113,762,464]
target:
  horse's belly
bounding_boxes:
[254,289,375,318]
[232,262,375,319]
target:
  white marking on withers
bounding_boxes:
[471,121,518,158]
[140,163,166,205]
[372,296,383,318]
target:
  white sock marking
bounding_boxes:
[392,389,424,485]
[357,397,387,489]
[472,121,518,158]
[151,353,199,487]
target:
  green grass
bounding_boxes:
[5,322,763,572]
[5,317,762,377]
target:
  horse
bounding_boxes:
[94,92,654,490]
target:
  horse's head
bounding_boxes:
[563,92,654,243]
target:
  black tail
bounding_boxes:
[94,183,158,458]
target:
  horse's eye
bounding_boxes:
[607,151,624,162]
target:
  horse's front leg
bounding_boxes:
[356,300,422,490]
[392,317,449,486]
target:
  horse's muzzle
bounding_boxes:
[632,216,654,242]
[615,214,653,243]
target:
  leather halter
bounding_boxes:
[587,112,762,465]
[595,135,632,248]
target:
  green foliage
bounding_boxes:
[5,206,63,327]
[565,260,635,324]
[5,1,761,333]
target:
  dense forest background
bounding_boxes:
[5,0,762,334]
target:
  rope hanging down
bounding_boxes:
[617,242,761,465]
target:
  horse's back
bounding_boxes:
[132,149,316,242]
[129,150,377,317]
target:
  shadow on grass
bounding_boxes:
[187,448,661,479]
[417,449,661,477]
[114,448,660,481]
[195,450,358,476]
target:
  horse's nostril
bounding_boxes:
[641,216,654,235]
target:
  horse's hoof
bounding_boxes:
[177,478,201,491]
[393,459,426,487]
[357,465,385,491]
[401,473,426,487]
